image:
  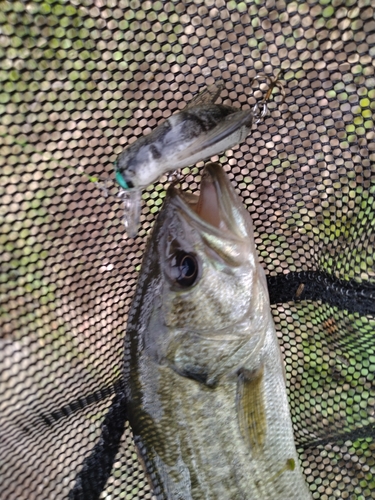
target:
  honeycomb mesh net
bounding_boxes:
[1,0,375,498]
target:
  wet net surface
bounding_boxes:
[1,0,375,499]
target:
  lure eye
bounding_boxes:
[171,251,199,287]
[150,145,161,160]
[115,171,134,190]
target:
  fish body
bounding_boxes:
[124,163,311,499]
[115,83,253,190]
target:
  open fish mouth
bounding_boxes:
[170,162,251,241]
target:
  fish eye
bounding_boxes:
[171,251,199,287]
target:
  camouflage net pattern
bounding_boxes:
[1,0,375,499]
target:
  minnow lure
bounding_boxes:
[115,74,284,237]
[115,81,255,191]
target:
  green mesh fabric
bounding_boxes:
[1,0,375,499]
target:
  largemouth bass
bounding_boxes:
[124,163,311,499]
[115,82,254,191]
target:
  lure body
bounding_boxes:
[115,82,253,190]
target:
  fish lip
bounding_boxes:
[169,162,251,240]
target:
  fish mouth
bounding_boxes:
[170,162,251,240]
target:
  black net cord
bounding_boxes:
[68,382,127,500]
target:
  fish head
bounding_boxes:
[160,163,262,329]
[140,162,269,383]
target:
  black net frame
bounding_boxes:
[1,0,375,499]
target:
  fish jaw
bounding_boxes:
[124,163,312,499]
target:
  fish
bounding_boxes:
[123,162,312,499]
[115,82,254,191]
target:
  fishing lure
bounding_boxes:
[115,73,284,237]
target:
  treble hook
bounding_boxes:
[249,69,286,123]
[250,69,286,104]
[265,69,285,102]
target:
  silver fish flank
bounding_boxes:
[124,162,312,500]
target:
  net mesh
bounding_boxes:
[1,0,375,499]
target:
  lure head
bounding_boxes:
[114,122,173,190]
[114,136,154,190]
[115,168,133,190]
[114,160,135,190]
